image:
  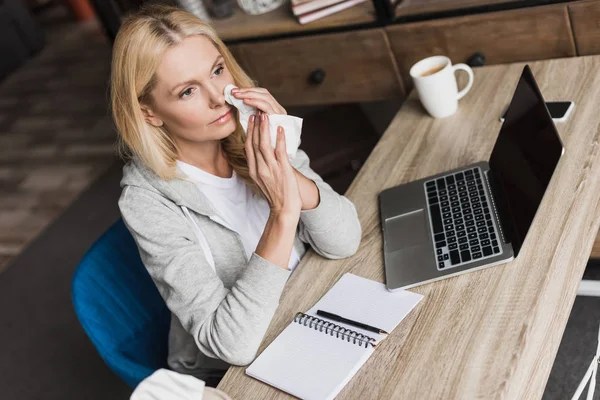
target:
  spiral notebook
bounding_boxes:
[245,273,423,400]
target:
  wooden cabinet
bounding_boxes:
[211,1,377,42]
[569,0,600,56]
[386,4,577,88]
[221,1,600,106]
[233,29,404,106]
[394,0,515,18]
[226,44,244,66]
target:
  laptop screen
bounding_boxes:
[488,66,563,256]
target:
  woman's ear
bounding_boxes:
[140,104,164,127]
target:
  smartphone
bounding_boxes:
[500,101,574,122]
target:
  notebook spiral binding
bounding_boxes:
[293,312,377,348]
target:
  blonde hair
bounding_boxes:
[110,3,257,188]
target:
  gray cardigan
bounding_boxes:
[118,149,362,381]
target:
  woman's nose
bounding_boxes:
[207,83,226,107]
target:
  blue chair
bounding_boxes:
[72,218,171,388]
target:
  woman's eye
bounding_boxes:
[181,88,194,98]
[215,65,224,76]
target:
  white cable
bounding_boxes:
[571,324,600,400]
[577,280,600,297]
[587,362,597,400]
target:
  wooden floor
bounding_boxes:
[0,6,116,273]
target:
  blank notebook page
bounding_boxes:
[306,273,423,344]
[246,321,374,400]
[245,273,423,400]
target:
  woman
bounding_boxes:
[112,4,361,386]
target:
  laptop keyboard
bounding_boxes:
[424,167,503,270]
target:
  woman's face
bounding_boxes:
[141,35,237,145]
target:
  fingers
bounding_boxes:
[275,126,289,164]
[246,114,270,197]
[232,87,286,115]
[248,112,268,170]
[245,114,257,178]
[258,113,277,165]
[252,113,260,155]
[249,98,278,115]
[233,87,268,95]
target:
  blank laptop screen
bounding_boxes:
[488,66,563,256]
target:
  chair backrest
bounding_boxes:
[72,218,171,388]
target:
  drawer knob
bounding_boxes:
[466,52,486,67]
[308,68,326,85]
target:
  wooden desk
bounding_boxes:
[218,56,600,398]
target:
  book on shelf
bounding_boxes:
[296,0,368,25]
[291,0,314,6]
[292,0,347,16]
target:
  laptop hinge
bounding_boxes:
[483,169,510,245]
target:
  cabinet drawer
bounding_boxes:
[233,29,404,106]
[227,44,244,63]
[569,0,600,56]
[386,4,576,88]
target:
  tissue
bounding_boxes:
[224,84,302,159]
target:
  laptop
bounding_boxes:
[379,65,564,291]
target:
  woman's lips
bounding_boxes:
[212,109,232,125]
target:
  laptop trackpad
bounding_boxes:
[385,209,429,252]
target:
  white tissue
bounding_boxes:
[224,84,302,159]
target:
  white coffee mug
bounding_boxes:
[410,55,474,118]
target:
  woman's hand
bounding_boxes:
[231,87,287,115]
[245,111,301,221]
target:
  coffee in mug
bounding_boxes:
[410,56,474,118]
[418,65,445,77]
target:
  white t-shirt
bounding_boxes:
[177,161,300,271]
